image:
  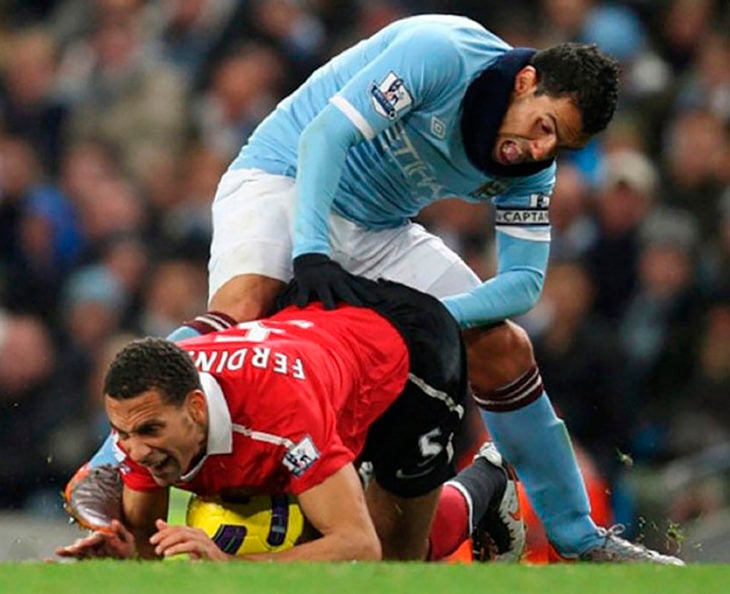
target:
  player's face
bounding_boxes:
[106,389,207,487]
[494,67,588,165]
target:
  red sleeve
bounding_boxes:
[119,452,161,492]
[249,377,356,496]
[285,433,354,495]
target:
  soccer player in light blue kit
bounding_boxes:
[66,14,682,564]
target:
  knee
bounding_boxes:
[465,320,536,369]
[464,321,536,390]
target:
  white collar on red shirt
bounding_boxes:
[180,372,232,482]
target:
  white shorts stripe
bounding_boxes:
[408,373,464,419]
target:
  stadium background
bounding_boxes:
[0,0,727,562]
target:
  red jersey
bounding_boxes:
[120,304,409,496]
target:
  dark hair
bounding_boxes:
[104,337,201,405]
[531,43,620,136]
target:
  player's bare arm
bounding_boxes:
[266,463,381,561]
[150,464,380,562]
[123,485,170,559]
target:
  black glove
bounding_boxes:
[292,253,364,310]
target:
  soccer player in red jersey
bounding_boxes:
[56,277,521,561]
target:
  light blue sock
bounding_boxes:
[88,433,121,467]
[483,393,602,555]
[88,323,203,468]
[166,324,205,342]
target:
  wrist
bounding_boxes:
[293,253,331,268]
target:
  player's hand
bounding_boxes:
[55,519,137,559]
[149,519,230,561]
[292,253,364,310]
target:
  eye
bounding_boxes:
[137,424,161,437]
[540,119,553,135]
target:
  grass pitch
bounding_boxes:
[0,562,726,594]
[4,491,724,592]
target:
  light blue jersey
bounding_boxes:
[231,14,556,328]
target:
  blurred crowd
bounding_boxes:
[0,0,728,551]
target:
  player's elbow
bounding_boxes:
[364,539,383,561]
[349,530,382,561]
[509,268,545,316]
[523,276,544,312]
[318,525,381,561]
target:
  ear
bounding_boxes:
[186,390,208,424]
[514,66,538,96]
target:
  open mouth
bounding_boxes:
[499,140,523,165]
[148,455,171,474]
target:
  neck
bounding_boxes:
[461,48,554,177]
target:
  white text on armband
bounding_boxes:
[495,207,550,226]
[188,348,306,379]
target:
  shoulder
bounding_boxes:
[388,15,505,63]
[375,17,506,98]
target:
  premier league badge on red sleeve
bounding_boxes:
[282,436,320,477]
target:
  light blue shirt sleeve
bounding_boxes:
[442,231,550,328]
[442,169,554,328]
[293,106,362,256]
[293,29,466,257]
